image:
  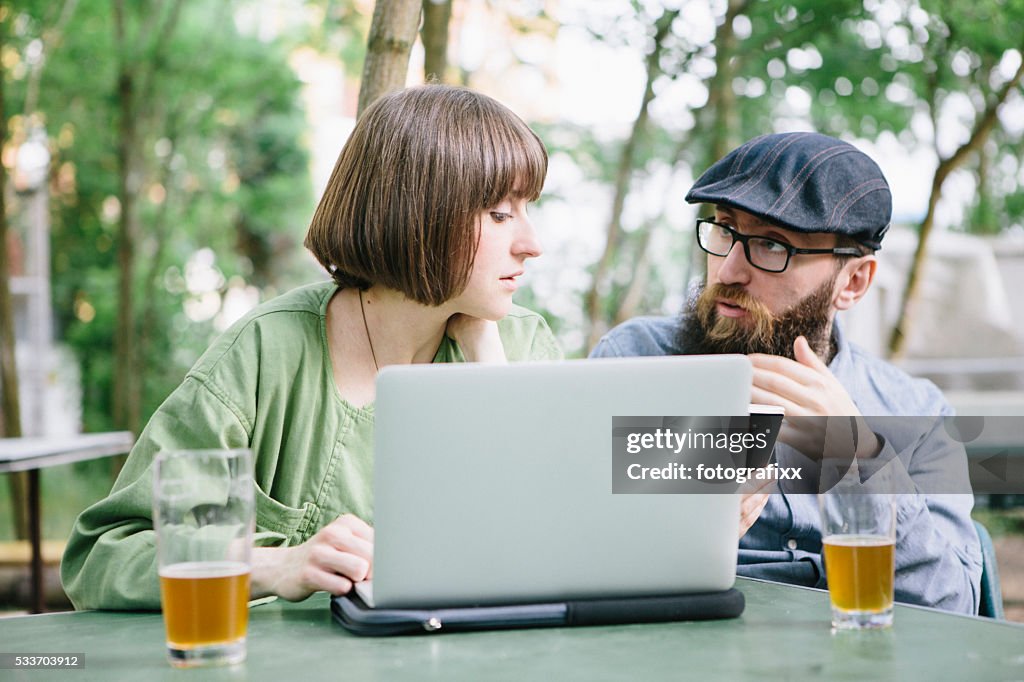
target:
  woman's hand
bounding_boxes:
[251,514,374,601]
[445,314,507,363]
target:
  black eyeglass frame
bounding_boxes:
[695,218,864,273]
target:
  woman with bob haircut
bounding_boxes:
[62,85,562,610]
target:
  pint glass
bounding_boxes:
[819,463,896,630]
[153,449,254,667]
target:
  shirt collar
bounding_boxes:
[828,317,851,373]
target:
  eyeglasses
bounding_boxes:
[695,218,863,273]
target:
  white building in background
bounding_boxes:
[5,128,80,438]
[841,227,1024,392]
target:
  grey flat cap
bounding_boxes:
[685,132,892,250]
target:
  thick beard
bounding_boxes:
[673,279,838,361]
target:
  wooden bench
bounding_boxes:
[0,540,66,567]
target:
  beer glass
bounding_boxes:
[153,449,254,667]
[819,463,896,630]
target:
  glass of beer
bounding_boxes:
[153,449,254,667]
[819,464,896,630]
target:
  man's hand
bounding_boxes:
[738,476,776,539]
[445,315,507,363]
[749,336,880,459]
[251,514,374,601]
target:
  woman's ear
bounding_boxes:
[833,256,877,311]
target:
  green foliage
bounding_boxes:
[0,461,114,542]
[515,0,1024,352]
[304,0,371,72]
[1005,189,1024,226]
[973,506,1024,538]
[5,0,317,431]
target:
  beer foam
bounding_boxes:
[159,561,250,579]
[822,534,894,547]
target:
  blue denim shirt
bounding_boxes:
[591,315,982,614]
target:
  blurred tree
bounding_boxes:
[0,6,21,441]
[421,0,452,82]
[0,2,29,541]
[885,0,1024,357]
[578,0,875,350]
[111,0,185,437]
[564,0,1024,357]
[584,6,679,349]
[357,0,421,117]
[305,0,372,74]
[4,0,313,435]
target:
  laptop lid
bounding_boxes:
[371,355,751,609]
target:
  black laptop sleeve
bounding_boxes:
[331,588,745,636]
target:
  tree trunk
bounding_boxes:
[23,1,80,116]
[137,127,178,390]
[583,9,679,351]
[357,0,422,118]
[111,0,183,445]
[692,0,748,233]
[113,1,139,441]
[707,0,746,165]
[888,55,1024,358]
[421,0,451,83]
[973,141,996,235]
[612,228,654,326]
[0,12,20,441]
[0,11,30,540]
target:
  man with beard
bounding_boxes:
[590,132,982,614]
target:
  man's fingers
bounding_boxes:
[740,491,770,517]
[749,352,827,389]
[793,336,828,370]
[751,367,816,407]
[750,386,801,416]
[738,492,771,539]
[748,353,802,373]
[737,475,777,496]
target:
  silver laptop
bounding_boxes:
[360,355,751,609]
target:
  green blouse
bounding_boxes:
[60,282,563,610]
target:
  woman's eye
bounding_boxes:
[490,211,512,223]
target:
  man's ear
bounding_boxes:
[833,256,877,311]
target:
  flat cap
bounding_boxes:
[685,132,892,250]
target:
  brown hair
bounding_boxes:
[304,85,548,305]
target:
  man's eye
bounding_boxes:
[760,239,788,253]
[490,212,512,223]
[715,225,732,238]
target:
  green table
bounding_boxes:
[1,578,1022,680]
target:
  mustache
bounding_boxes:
[679,280,837,361]
[695,283,775,348]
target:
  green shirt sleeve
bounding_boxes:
[59,376,260,610]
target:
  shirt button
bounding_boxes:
[786,538,798,550]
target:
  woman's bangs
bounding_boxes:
[482,120,547,206]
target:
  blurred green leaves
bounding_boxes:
[4,0,314,431]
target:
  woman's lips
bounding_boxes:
[500,274,521,291]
